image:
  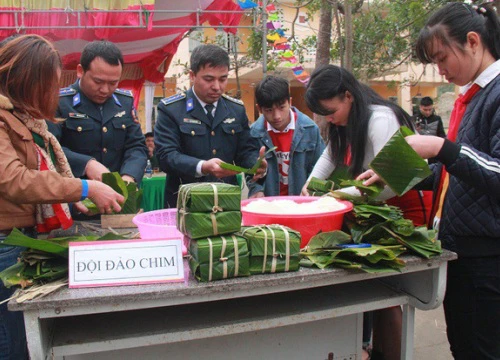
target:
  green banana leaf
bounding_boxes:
[220,146,277,174]
[81,172,142,214]
[0,262,26,288]
[307,177,335,193]
[339,180,384,198]
[369,126,431,196]
[0,229,69,257]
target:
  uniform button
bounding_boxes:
[122,124,126,129]
[211,131,215,136]
[191,130,195,136]
[102,127,108,133]
[212,149,217,155]
[103,148,108,153]
[77,126,82,132]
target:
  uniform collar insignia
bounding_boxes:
[223,118,236,124]
[114,111,126,118]
[68,112,87,118]
[72,93,80,107]
[112,94,122,107]
[183,118,202,124]
[59,87,76,96]
[186,98,194,112]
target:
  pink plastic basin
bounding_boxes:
[132,209,188,255]
[241,196,353,249]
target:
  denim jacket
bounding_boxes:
[248,107,325,196]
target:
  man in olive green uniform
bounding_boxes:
[155,44,267,208]
[49,41,147,184]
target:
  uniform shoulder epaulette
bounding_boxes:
[222,93,244,106]
[59,87,77,97]
[161,93,186,106]
[114,88,133,97]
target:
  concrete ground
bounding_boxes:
[414,305,452,359]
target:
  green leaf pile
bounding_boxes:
[0,228,130,289]
[348,204,442,259]
[300,230,406,273]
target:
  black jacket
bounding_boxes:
[154,90,259,208]
[420,75,500,257]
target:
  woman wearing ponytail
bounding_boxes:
[360,2,500,358]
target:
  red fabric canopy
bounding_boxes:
[0,0,243,100]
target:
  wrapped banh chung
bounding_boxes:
[240,225,301,274]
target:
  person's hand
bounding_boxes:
[405,134,445,159]
[84,159,109,182]
[301,181,310,196]
[356,169,383,187]
[87,180,125,214]
[201,158,239,178]
[147,147,154,158]
[121,174,135,184]
[73,201,90,215]
[249,191,265,199]
[251,146,268,182]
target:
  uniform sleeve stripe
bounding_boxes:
[461,146,500,173]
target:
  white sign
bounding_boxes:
[68,239,184,288]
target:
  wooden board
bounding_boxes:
[101,214,137,229]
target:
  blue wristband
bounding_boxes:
[80,179,89,201]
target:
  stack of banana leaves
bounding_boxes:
[300,179,442,273]
[0,229,129,297]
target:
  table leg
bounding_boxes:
[401,303,415,360]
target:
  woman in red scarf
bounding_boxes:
[0,35,124,359]
[360,3,500,358]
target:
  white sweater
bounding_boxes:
[309,105,400,200]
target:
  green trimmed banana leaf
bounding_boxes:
[240,225,301,274]
[339,180,384,198]
[81,172,142,214]
[177,210,242,239]
[189,234,250,282]
[219,146,277,175]
[369,126,431,196]
[177,183,241,213]
[307,177,335,193]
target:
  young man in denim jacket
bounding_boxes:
[248,76,325,197]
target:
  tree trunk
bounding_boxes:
[344,0,353,71]
[315,0,333,67]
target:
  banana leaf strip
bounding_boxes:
[240,225,301,274]
[339,180,384,198]
[189,234,250,282]
[219,146,277,175]
[177,210,242,239]
[369,126,432,196]
[177,182,241,213]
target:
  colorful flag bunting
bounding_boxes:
[237,0,258,9]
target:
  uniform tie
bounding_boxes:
[205,104,215,122]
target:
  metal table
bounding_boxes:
[10,250,456,360]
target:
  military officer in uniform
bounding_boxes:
[49,40,147,184]
[155,44,267,208]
